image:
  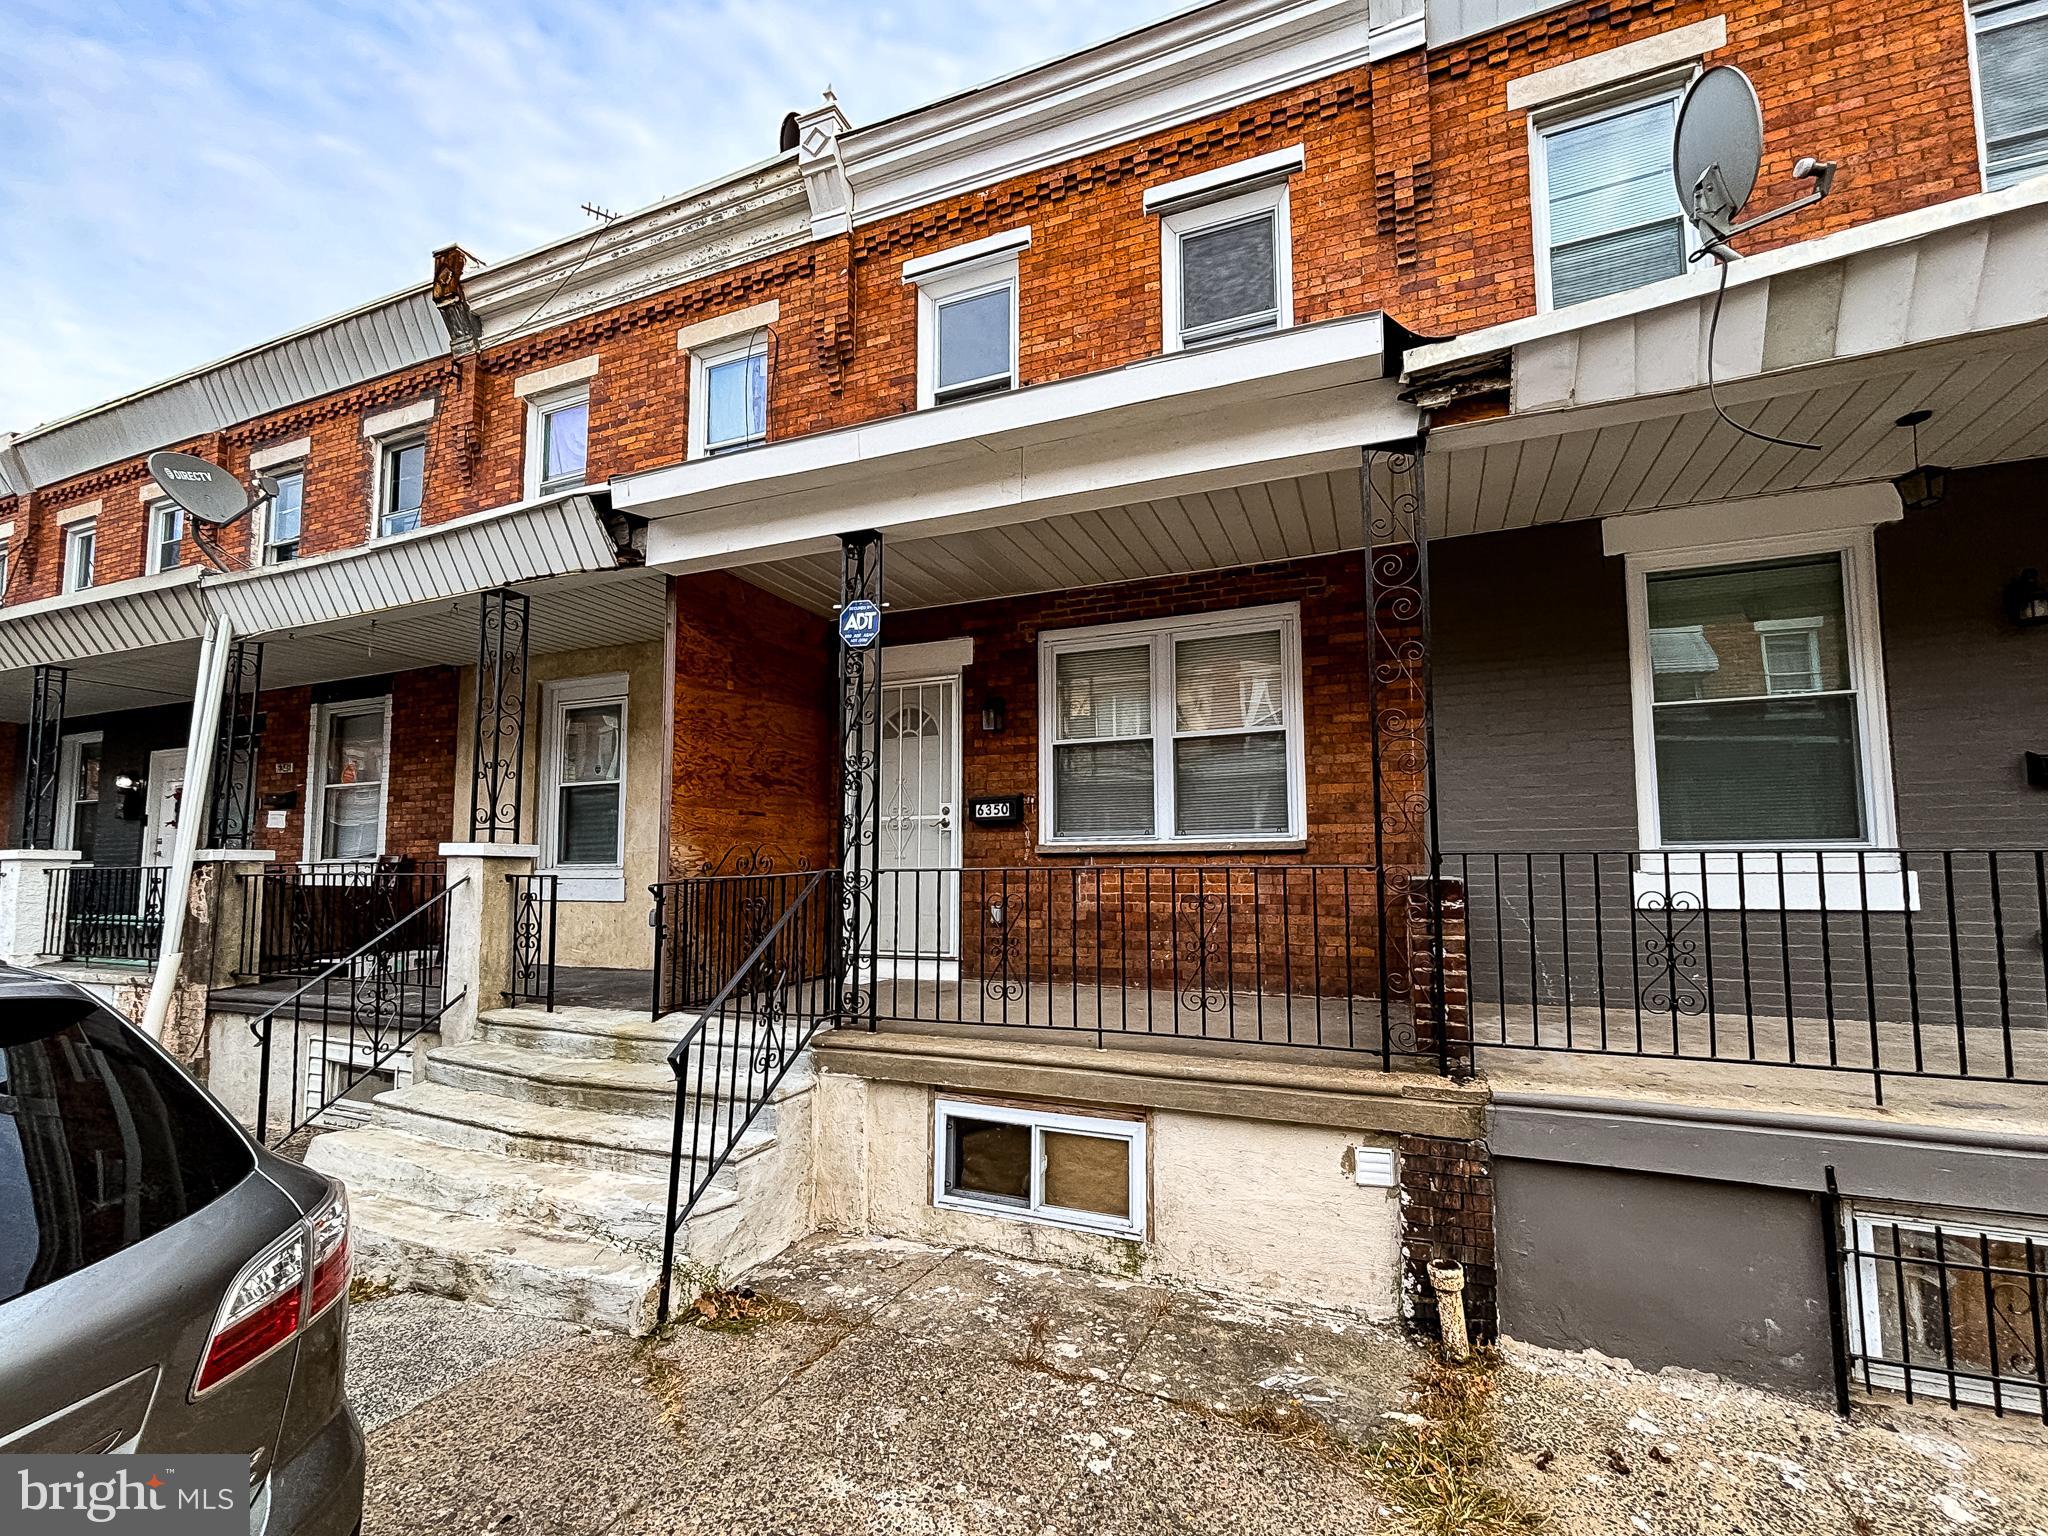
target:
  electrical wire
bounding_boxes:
[1704,254,1821,452]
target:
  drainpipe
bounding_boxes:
[140,610,234,1041]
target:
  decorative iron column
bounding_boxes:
[469,588,531,842]
[207,641,265,847]
[835,531,884,1030]
[19,664,67,848]
[1361,441,1448,1073]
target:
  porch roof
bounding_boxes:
[1404,180,2048,538]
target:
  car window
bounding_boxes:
[0,992,253,1304]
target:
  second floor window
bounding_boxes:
[527,390,589,495]
[1971,0,2048,189]
[377,437,425,538]
[63,520,96,593]
[918,264,1018,406]
[690,334,770,456]
[1162,185,1291,350]
[0,539,10,603]
[264,469,303,563]
[148,499,184,574]
[1535,86,1690,309]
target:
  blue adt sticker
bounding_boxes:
[838,598,882,649]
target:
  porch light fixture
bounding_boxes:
[980,695,1006,734]
[1892,410,1947,511]
[2008,568,2048,629]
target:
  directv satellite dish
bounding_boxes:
[1672,63,1835,261]
[147,450,252,527]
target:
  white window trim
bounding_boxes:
[55,730,104,856]
[1142,144,1303,214]
[1626,526,1908,911]
[912,253,1021,410]
[538,673,628,901]
[260,465,305,565]
[1158,180,1294,353]
[369,431,427,541]
[686,331,772,460]
[303,698,393,864]
[303,1029,414,1128]
[1842,1199,2048,1416]
[146,498,184,575]
[931,1097,1147,1239]
[0,536,13,603]
[1965,0,2048,192]
[522,383,591,498]
[1528,71,1698,313]
[62,519,96,593]
[1037,602,1305,850]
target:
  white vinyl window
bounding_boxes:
[373,435,426,538]
[303,1031,412,1128]
[56,731,105,862]
[1844,1202,2048,1415]
[1970,0,2048,189]
[0,539,10,603]
[306,699,391,861]
[525,387,590,496]
[63,519,96,593]
[539,675,627,900]
[933,1098,1146,1238]
[688,333,770,457]
[147,498,184,574]
[1533,82,1691,309]
[1629,532,1896,852]
[1039,604,1303,847]
[915,261,1019,408]
[1160,183,1292,350]
[263,469,303,564]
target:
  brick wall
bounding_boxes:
[1398,1133,1498,1343]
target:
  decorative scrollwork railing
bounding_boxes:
[505,873,559,1010]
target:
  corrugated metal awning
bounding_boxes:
[0,567,210,671]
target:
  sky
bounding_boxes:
[0,0,1178,435]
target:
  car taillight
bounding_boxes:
[194,1181,353,1398]
[307,1187,350,1319]
[195,1227,304,1395]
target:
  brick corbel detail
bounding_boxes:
[451,353,483,490]
[1369,49,1435,270]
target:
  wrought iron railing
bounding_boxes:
[240,859,446,979]
[862,864,1416,1058]
[650,871,822,1019]
[656,870,841,1324]
[43,865,171,963]
[505,873,559,1009]
[250,879,465,1146]
[1447,849,2048,1103]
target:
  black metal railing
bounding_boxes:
[650,871,824,1019]
[240,859,446,979]
[1448,849,2048,1103]
[43,865,171,963]
[505,873,559,1009]
[862,864,1412,1057]
[655,870,841,1324]
[1826,1173,2047,1421]
[251,879,465,1147]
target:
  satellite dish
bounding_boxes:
[146,450,252,527]
[1674,66,1764,244]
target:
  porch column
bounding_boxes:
[0,848,79,965]
[205,640,265,849]
[437,841,537,1045]
[467,587,531,843]
[18,664,67,848]
[835,530,883,1030]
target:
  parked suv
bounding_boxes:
[0,966,364,1535]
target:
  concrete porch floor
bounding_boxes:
[349,1234,2048,1536]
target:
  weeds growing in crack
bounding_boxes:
[1365,1348,1544,1536]
[347,1275,392,1308]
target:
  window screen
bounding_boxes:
[704,351,768,452]
[1178,212,1279,343]
[1975,0,2048,189]
[555,700,623,865]
[935,286,1013,399]
[0,992,252,1304]
[1542,93,1688,307]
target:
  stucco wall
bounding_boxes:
[812,1070,1404,1315]
[453,637,667,969]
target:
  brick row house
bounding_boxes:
[4,0,2047,1408]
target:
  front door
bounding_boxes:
[145,747,188,866]
[877,677,959,961]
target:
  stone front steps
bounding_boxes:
[306,1005,813,1335]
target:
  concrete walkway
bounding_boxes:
[352,1234,2048,1536]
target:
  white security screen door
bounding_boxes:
[145,748,188,866]
[877,678,960,960]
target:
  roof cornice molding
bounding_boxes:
[840,0,1373,227]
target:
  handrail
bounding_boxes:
[249,875,469,1145]
[656,868,839,1324]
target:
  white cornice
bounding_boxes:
[840,0,1373,227]
[465,156,812,348]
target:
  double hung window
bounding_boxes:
[1971,0,2048,189]
[309,700,390,861]
[1534,84,1690,309]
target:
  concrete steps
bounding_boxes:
[307,1002,816,1334]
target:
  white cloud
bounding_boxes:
[0,0,1176,433]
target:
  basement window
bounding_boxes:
[932,1098,1145,1237]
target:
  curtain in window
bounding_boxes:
[542,400,588,486]
[706,352,768,449]
[1544,97,1688,307]
[320,711,385,859]
[1173,630,1288,835]
[1977,0,2048,188]
[1052,647,1153,837]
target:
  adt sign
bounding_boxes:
[838,598,882,650]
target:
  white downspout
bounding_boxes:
[140,609,233,1041]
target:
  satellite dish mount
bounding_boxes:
[145,450,276,573]
[1674,65,1836,262]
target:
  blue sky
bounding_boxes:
[0,0,1177,434]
